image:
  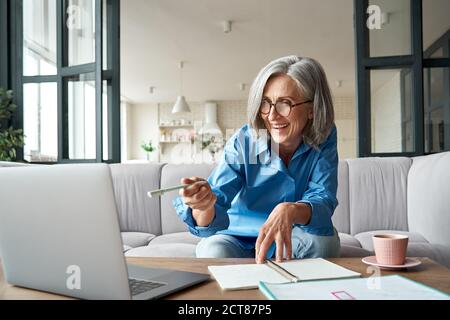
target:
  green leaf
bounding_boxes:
[0,87,23,160]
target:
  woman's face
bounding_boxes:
[261,74,313,149]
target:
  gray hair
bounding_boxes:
[248,56,335,148]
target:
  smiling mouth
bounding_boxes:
[271,123,289,129]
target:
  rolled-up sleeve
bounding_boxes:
[173,134,245,237]
[296,126,338,235]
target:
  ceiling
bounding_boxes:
[120,0,450,105]
[121,0,355,104]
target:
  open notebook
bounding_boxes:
[208,258,361,290]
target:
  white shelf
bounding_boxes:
[159,125,194,129]
[159,141,192,144]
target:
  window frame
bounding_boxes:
[355,0,450,157]
[6,0,121,164]
[0,1,9,90]
[423,30,450,153]
[355,0,425,157]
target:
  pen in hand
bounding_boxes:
[149,177,215,227]
[147,184,190,198]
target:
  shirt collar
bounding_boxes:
[256,135,315,158]
[254,138,315,174]
[291,141,315,160]
[256,136,270,156]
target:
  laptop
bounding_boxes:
[0,164,209,299]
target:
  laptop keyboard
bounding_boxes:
[129,278,166,296]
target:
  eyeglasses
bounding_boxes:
[260,98,312,117]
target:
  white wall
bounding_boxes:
[120,101,132,161]
[334,97,356,159]
[128,103,160,161]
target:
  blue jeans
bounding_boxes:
[196,226,341,259]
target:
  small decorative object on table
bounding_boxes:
[197,133,224,163]
[141,140,156,161]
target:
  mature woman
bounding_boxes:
[173,56,340,263]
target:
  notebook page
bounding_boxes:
[208,264,288,290]
[278,258,361,281]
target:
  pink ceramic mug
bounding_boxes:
[372,234,409,265]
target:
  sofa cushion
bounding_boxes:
[338,232,361,248]
[125,244,197,257]
[160,163,216,234]
[109,164,164,235]
[149,232,201,246]
[354,230,428,252]
[347,157,411,235]
[333,161,350,234]
[121,232,156,248]
[405,243,450,270]
[408,151,450,247]
[340,246,372,258]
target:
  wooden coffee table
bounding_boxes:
[1,257,449,299]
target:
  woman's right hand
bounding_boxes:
[179,177,216,226]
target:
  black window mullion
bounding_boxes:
[23,75,59,83]
[102,70,113,79]
[362,55,415,68]
[104,0,114,162]
[0,0,9,89]
[13,0,23,161]
[354,0,370,157]
[57,0,64,162]
[61,0,69,69]
[106,0,113,71]
[423,58,450,68]
[109,0,120,163]
[95,0,103,162]
[61,63,96,77]
[411,0,424,156]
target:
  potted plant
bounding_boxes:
[0,88,25,161]
[141,140,156,162]
[197,133,223,163]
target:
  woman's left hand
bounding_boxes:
[255,203,296,264]
[255,202,312,264]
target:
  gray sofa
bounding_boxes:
[109,152,450,269]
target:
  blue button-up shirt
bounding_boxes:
[173,124,338,257]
